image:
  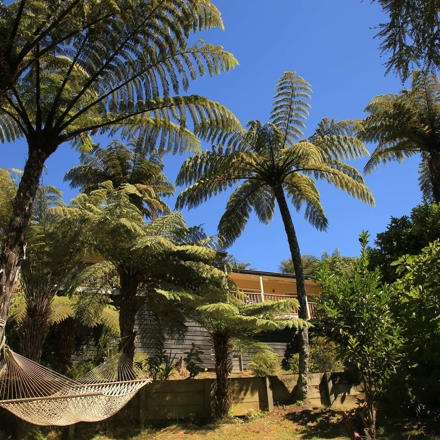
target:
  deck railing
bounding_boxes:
[240,289,317,319]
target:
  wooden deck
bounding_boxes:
[240,289,317,318]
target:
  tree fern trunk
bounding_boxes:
[20,294,51,362]
[0,145,52,349]
[118,272,139,370]
[428,151,440,203]
[273,184,309,400]
[56,317,76,374]
[0,55,18,103]
[212,331,231,419]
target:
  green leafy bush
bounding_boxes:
[145,350,177,380]
[287,337,343,373]
[184,343,204,378]
[249,349,280,377]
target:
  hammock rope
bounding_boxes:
[0,347,151,426]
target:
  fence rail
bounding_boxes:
[241,290,317,318]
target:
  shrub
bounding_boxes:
[249,349,280,377]
[287,337,342,373]
[184,343,204,378]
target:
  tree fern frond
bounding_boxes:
[313,165,375,205]
[364,143,420,174]
[241,298,299,317]
[418,152,434,203]
[284,173,328,231]
[0,112,23,142]
[311,118,369,160]
[218,181,274,248]
[270,71,312,145]
[363,72,440,201]
[280,141,323,170]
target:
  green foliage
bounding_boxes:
[279,254,320,276]
[316,232,403,439]
[363,71,440,202]
[0,168,18,242]
[177,72,374,247]
[249,349,280,377]
[280,250,357,279]
[54,183,232,363]
[368,203,440,282]
[287,337,343,373]
[68,359,99,380]
[177,71,373,400]
[389,240,440,419]
[373,0,440,80]
[184,343,204,378]
[1,0,241,151]
[146,350,177,381]
[65,140,174,219]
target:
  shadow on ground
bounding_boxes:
[284,407,349,439]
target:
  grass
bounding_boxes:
[78,406,351,440]
[16,404,440,439]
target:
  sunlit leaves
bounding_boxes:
[177,71,373,247]
[363,71,440,201]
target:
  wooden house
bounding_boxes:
[135,270,321,371]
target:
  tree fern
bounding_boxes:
[0,0,240,350]
[363,71,440,201]
[177,71,374,400]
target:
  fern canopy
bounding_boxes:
[363,71,440,202]
[177,71,374,248]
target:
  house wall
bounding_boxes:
[135,271,320,371]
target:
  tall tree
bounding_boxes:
[19,185,85,362]
[279,254,320,277]
[368,203,440,282]
[363,71,440,202]
[176,72,374,399]
[0,0,240,348]
[55,183,230,364]
[372,0,440,81]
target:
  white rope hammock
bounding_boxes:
[0,347,151,426]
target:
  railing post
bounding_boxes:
[259,275,265,302]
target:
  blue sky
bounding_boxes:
[2,0,422,271]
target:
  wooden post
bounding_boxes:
[263,377,274,411]
[259,275,265,302]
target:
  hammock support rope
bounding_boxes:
[0,347,151,426]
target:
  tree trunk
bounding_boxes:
[0,144,54,350]
[0,55,19,103]
[20,294,52,362]
[118,272,139,369]
[212,331,231,419]
[428,151,440,203]
[273,184,309,400]
[56,317,76,374]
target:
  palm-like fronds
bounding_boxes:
[177,71,373,399]
[363,71,440,201]
[1,0,241,152]
[270,72,311,145]
[65,139,174,218]
[177,71,374,246]
[0,3,241,335]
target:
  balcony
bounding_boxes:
[240,289,317,319]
